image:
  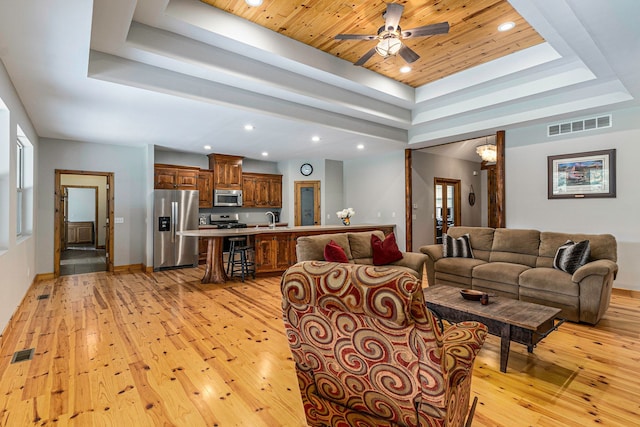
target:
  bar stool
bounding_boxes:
[227,237,255,281]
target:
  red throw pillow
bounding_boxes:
[371,232,403,265]
[324,240,349,263]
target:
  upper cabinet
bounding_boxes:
[243,172,282,208]
[197,170,214,208]
[154,164,198,190]
[208,154,243,190]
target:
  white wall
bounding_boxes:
[343,151,407,251]
[506,106,640,291]
[37,139,148,273]
[412,151,483,248]
[0,61,38,333]
[324,159,344,226]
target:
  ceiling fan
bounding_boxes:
[335,3,449,66]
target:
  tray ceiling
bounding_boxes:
[201,0,545,87]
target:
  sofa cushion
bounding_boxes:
[324,240,349,263]
[348,230,385,259]
[371,232,403,265]
[435,257,487,279]
[537,232,617,268]
[296,233,353,262]
[472,262,531,286]
[447,227,495,261]
[553,240,591,274]
[443,233,473,258]
[519,267,579,297]
[489,229,540,267]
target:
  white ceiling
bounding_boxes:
[0,0,638,162]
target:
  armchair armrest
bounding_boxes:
[572,259,618,282]
[390,251,429,278]
[441,321,488,387]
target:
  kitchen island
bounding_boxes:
[179,224,395,284]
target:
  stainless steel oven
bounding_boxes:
[214,189,243,207]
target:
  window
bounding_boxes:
[16,125,33,238]
[16,139,24,236]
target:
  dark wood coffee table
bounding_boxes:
[423,285,564,373]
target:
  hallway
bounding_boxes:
[59,244,106,275]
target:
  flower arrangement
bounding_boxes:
[336,208,355,226]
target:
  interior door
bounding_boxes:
[62,186,68,251]
[294,181,321,226]
[434,178,461,243]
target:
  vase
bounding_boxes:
[342,217,350,226]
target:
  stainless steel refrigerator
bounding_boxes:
[153,190,199,271]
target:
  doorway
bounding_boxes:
[434,178,461,243]
[54,170,114,277]
[294,181,321,226]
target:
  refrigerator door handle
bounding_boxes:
[171,201,178,243]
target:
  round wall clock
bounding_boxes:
[300,163,313,176]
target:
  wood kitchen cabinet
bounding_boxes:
[254,233,295,274]
[242,173,282,208]
[154,164,198,190]
[197,170,214,208]
[208,154,243,190]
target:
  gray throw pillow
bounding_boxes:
[553,240,590,274]
[443,233,474,258]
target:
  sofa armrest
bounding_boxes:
[390,252,429,278]
[441,321,488,387]
[572,259,618,282]
[420,244,443,287]
[420,244,444,262]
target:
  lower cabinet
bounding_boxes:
[254,233,295,274]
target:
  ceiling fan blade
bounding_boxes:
[401,22,450,39]
[383,3,404,32]
[334,34,378,40]
[398,44,420,64]
[354,47,378,66]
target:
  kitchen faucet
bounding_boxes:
[265,211,276,229]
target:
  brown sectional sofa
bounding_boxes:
[420,226,618,325]
[296,230,428,279]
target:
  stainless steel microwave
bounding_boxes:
[214,189,243,207]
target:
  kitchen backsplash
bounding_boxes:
[199,207,282,225]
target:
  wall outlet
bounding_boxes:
[413,203,418,209]
[392,212,396,218]
[377,212,381,217]
[115,217,124,224]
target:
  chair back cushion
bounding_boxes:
[296,233,353,262]
[282,261,445,426]
[489,228,540,267]
[537,231,617,267]
[446,226,495,261]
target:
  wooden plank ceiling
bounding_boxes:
[200,0,545,88]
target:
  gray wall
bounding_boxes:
[343,151,407,251]
[412,151,483,248]
[37,139,148,272]
[505,106,640,291]
[0,61,39,332]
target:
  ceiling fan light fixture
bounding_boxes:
[245,0,263,7]
[375,35,402,57]
[476,143,497,163]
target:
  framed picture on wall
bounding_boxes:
[548,149,616,199]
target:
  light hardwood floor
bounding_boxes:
[0,267,638,426]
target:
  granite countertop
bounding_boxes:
[181,224,395,237]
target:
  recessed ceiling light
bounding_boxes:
[244,124,254,131]
[400,66,411,73]
[498,21,516,32]
[261,151,268,157]
[357,144,365,150]
[311,136,320,142]
[245,0,263,7]
[204,145,211,150]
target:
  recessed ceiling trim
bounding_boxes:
[161,0,415,103]
[88,51,408,143]
[415,43,562,103]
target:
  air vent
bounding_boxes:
[11,348,34,363]
[548,114,611,137]
[37,294,50,300]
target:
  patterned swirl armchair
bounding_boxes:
[281,261,488,427]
